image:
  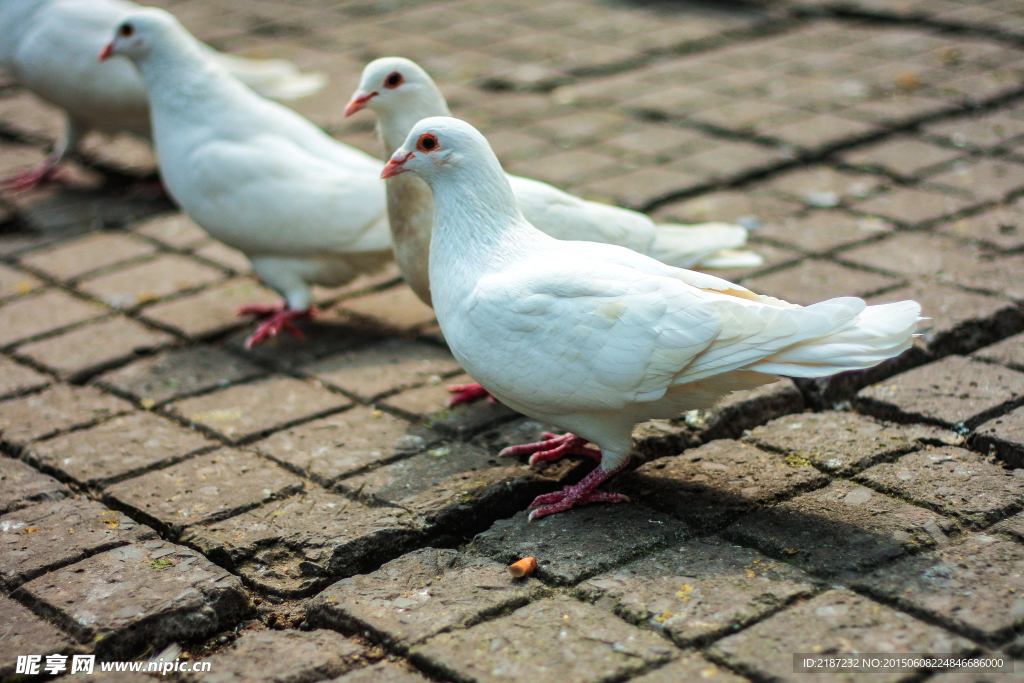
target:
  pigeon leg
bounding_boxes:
[1,117,85,191]
[526,463,630,521]
[0,163,62,191]
[237,303,317,348]
[499,432,602,467]
[446,383,496,406]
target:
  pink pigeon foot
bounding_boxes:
[237,303,317,348]
[526,464,630,521]
[499,432,602,467]
[446,382,496,406]
[0,163,61,191]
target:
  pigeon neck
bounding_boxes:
[133,35,238,119]
[428,157,524,251]
[379,91,452,157]
[427,154,535,317]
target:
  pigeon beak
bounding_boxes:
[381,150,413,179]
[98,42,114,62]
[344,90,377,117]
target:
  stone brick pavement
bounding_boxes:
[2,0,1024,681]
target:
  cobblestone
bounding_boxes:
[840,233,1017,299]
[855,446,1024,528]
[23,410,214,487]
[928,663,1024,683]
[710,589,971,683]
[308,548,542,651]
[617,440,829,532]
[742,411,920,476]
[330,662,432,683]
[181,489,421,597]
[762,166,883,208]
[856,355,1024,429]
[77,254,225,310]
[410,595,676,683]
[378,384,520,438]
[976,331,1024,372]
[973,406,1024,468]
[575,536,816,647]
[189,629,364,683]
[18,232,157,281]
[168,377,350,444]
[336,286,437,334]
[925,110,1024,150]
[467,504,690,585]
[741,259,903,307]
[0,497,157,590]
[933,158,1024,206]
[96,345,267,406]
[751,210,892,254]
[724,479,961,577]
[338,441,556,534]
[0,289,108,347]
[139,278,281,339]
[254,407,439,487]
[853,533,1024,644]
[132,212,209,249]
[103,449,305,536]
[0,261,42,301]
[15,315,175,381]
[301,339,461,403]
[627,656,751,683]
[0,456,68,514]
[13,540,250,660]
[0,594,84,680]
[849,186,977,226]
[944,199,1024,253]
[842,135,964,179]
[0,354,48,400]
[0,384,131,447]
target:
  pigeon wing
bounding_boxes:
[454,254,724,412]
[174,134,390,256]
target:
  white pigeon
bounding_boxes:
[102,9,392,347]
[382,116,922,521]
[0,0,326,189]
[346,56,763,405]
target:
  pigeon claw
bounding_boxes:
[498,432,602,467]
[445,382,495,407]
[526,466,629,521]
[0,163,61,191]
[239,304,317,348]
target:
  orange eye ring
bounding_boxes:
[384,71,404,89]
[416,133,438,153]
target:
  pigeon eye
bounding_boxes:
[384,72,403,89]
[119,23,134,38]
[416,133,438,152]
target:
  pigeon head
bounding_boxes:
[381,116,496,181]
[345,57,437,118]
[99,8,181,63]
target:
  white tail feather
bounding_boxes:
[697,248,765,269]
[750,299,921,377]
[207,51,327,100]
[648,222,762,270]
